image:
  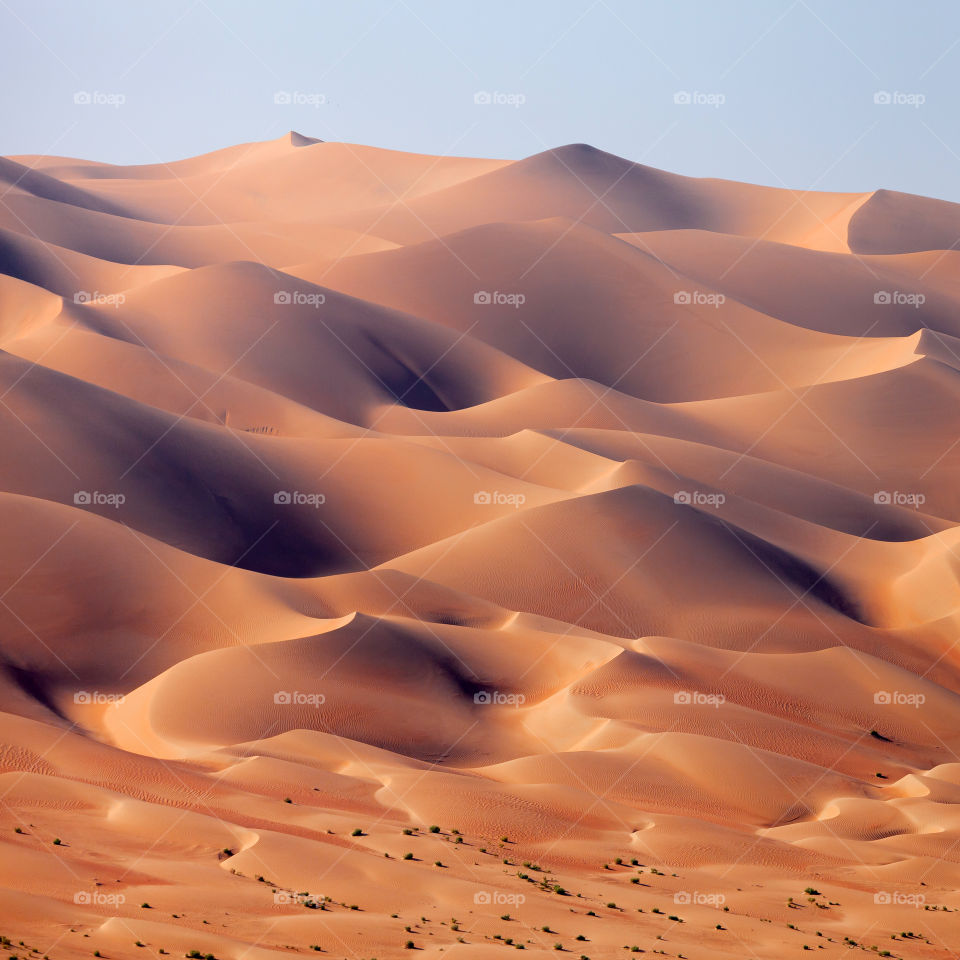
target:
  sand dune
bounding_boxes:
[1,133,958,959]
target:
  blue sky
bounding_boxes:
[2,0,959,200]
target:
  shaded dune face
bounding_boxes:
[2,135,960,958]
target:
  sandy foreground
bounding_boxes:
[0,133,959,958]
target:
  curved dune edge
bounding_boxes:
[1,135,960,959]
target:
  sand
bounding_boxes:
[0,133,958,959]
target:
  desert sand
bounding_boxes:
[0,132,959,958]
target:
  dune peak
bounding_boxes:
[286,130,322,147]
